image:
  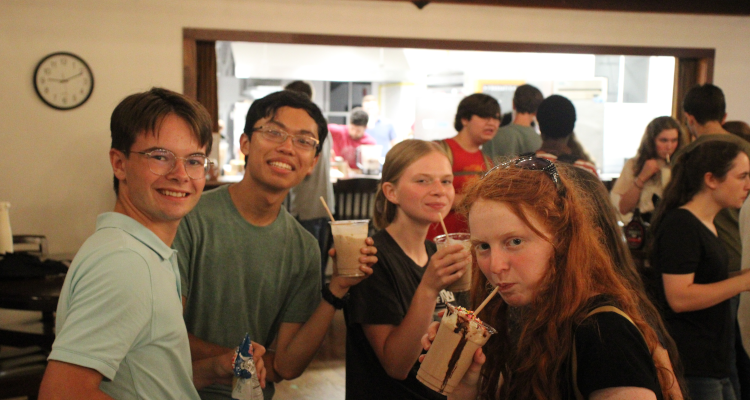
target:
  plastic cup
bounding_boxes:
[329,220,369,277]
[434,233,472,292]
[417,304,496,395]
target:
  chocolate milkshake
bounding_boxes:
[417,304,496,395]
[329,220,369,277]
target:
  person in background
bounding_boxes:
[726,121,750,143]
[345,139,471,400]
[728,119,750,400]
[362,94,398,157]
[651,140,750,400]
[437,156,670,399]
[534,94,598,176]
[174,91,377,399]
[39,88,263,399]
[482,84,544,161]
[425,93,500,241]
[284,80,335,279]
[610,116,686,223]
[329,107,377,169]
[566,165,686,399]
[675,84,750,399]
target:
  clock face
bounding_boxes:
[34,52,94,110]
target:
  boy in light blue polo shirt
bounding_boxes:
[39,88,265,399]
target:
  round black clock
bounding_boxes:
[33,52,94,110]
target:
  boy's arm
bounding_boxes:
[39,361,114,400]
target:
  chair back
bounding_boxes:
[332,178,380,235]
[13,235,48,258]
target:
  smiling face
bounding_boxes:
[469,199,554,307]
[383,151,455,226]
[241,106,320,193]
[654,128,680,160]
[711,152,750,209]
[111,113,206,230]
[461,115,500,146]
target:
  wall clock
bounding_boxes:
[33,52,94,110]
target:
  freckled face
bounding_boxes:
[469,199,554,307]
[384,151,455,226]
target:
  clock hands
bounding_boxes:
[45,71,84,84]
[59,71,83,84]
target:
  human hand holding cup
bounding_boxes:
[433,233,472,292]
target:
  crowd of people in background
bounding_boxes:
[36,81,750,400]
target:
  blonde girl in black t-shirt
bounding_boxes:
[345,139,472,400]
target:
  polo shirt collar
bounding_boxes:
[95,212,176,261]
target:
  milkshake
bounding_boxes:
[434,233,472,292]
[417,304,496,395]
[329,220,369,277]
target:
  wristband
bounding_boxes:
[322,283,349,309]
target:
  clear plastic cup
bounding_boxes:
[434,233,472,292]
[329,220,369,277]
[417,304,496,395]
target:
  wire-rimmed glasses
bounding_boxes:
[252,126,320,152]
[132,148,212,180]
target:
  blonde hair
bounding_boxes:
[373,140,450,229]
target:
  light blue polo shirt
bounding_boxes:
[49,212,199,399]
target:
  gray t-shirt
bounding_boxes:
[289,136,334,221]
[174,185,321,399]
[482,123,542,162]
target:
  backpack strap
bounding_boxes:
[571,306,644,400]
[436,139,453,165]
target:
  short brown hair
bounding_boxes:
[110,87,213,194]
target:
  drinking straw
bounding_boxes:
[438,212,449,237]
[474,285,499,315]
[666,153,670,164]
[320,196,336,222]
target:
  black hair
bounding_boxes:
[243,90,328,156]
[536,95,576,139]
[682,84,726,125]
[110,87,213,194]
[651,140,741,233]
[284,80,313,99]
[350,107,369,127]
[453,93,501,131]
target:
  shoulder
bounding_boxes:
[327,124,346,136]
[279,208,319,249]
[658,209,696,231]
[575,308,661,399]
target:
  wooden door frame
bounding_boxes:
[183,28,715,119]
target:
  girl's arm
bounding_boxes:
[363,245,470,380]
[662,271,750,312]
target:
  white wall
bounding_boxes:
[2,0,749,253]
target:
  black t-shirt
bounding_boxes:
[652,208,731,378]
[344,229,446,400]
[567,296,663,399]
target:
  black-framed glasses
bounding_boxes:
[132,149,212,180]
[483,155,564,193]
[252,126,320,152]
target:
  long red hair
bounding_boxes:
[458,164,669,399]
